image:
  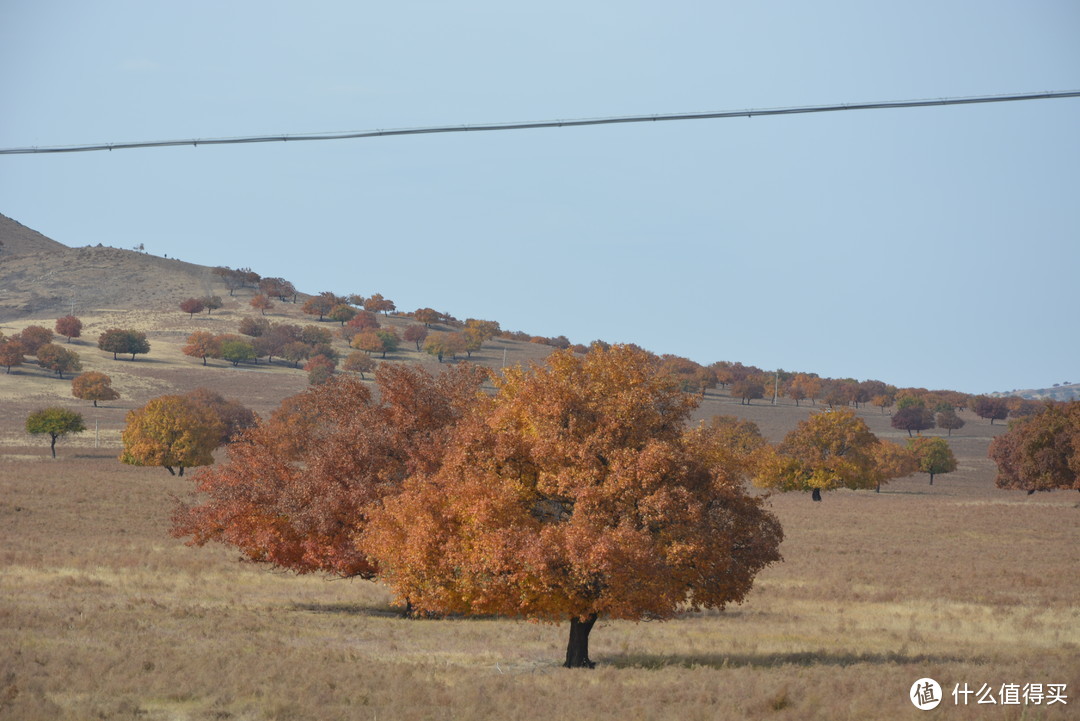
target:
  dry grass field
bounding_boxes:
[1,222,1078,719]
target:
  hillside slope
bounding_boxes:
[0,215,219,321]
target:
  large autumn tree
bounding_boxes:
[71,371,120,407]
[367,346,783,668]
[55,315,83,343]
[989,401,1080,494]
[755,408,900,501]
[907,436,957,485]
[172,364,487,579]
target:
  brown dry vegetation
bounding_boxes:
[1,218,1078,719]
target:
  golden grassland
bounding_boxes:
[1,441,1077,720]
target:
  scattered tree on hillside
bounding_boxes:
[280,341,311,368]
[259,277,297,302]
[342,351,376,379]
[413,308,440,327]
[238,316,271,338]
[55,315,82,343]
[364,293,395,315]
[989,401,1080,493]
[908,436,958,485]
[200,295,223,315]
[328,304,357,326]
[302,292,344,321]
[872,393,896,414]
[423,331,466,363]
[732,377,766,405]
[0,339,25,373]
[180,297,205,318]
[182,331,220,366]
[26,407,86,458]
[250,294,273,315]
[891,406,935,437]
[172,365,487,582]
[120,395,225,475]
[71,371,120,407]
[36,343,82,379]
[300,325,333,347]
[971,396,1010,425]
[660,355,717,395]
[98,328,150,361]
[305,355,336,385]
[755,408,894,501]
[18,325,54,354]
[367,346,783,668]
[351,330,386,357]
[218,336,256,366]
[935,409,965,436]
[403,324,428,351]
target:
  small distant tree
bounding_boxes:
[120,395,224,475]
[341,351,376,379]
[908,436,958,485]
[423,331,466,363]
[180,298,205,318]
[732,378,766,405]
[182,331,220,366]
[98,328,150,361]
[200,295,223,315]
[218,337,256,367]
[935,409,966,436]
[0,340,25,373]
[280,341,311,368]
[19,325,54,354]
[413,308,440,327]
[26,407,86,458]
[403,324,428,351]
[36,343,82,379]
[891,406,935,437]
[374,328,400,358]
[364,293,395,316]
[237,316,271,338]
[305,355,336,385]
[871,393,895,415]
[328,304,357,326]
[300,325,333,347]
[55,315,83,343]
[302,292,341,321]
[250,294,273,315]
[351,330,385,356]
[72,371,121,407]
[971,396,1010,425]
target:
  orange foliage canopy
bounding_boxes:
[367,346,783,627]
[172,364,487,579]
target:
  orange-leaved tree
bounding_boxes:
[120,395,225,476]
[366,345,783,668]
[989,401,1080,494]
[755,407,895,501]
[71,371,120,407]
[171,364,487,580]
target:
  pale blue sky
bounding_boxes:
[1,1,1077,394]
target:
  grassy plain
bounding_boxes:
[0,237,1077,719]
[2,391,1078,720]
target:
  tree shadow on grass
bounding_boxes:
[605,650,983,670]
[291,601,403,618]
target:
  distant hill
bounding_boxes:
[999,383,1080,402]
[0,213,68,257]
[0,214,220,320]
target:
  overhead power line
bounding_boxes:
[1,90,1077,156]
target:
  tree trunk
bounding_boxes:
[564,613,598,668]
[929,473,934,485]
[811,488,822,502]
[49,434,58,458]
[165,466,176,476]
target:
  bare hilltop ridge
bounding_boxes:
[0,212,220,320]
